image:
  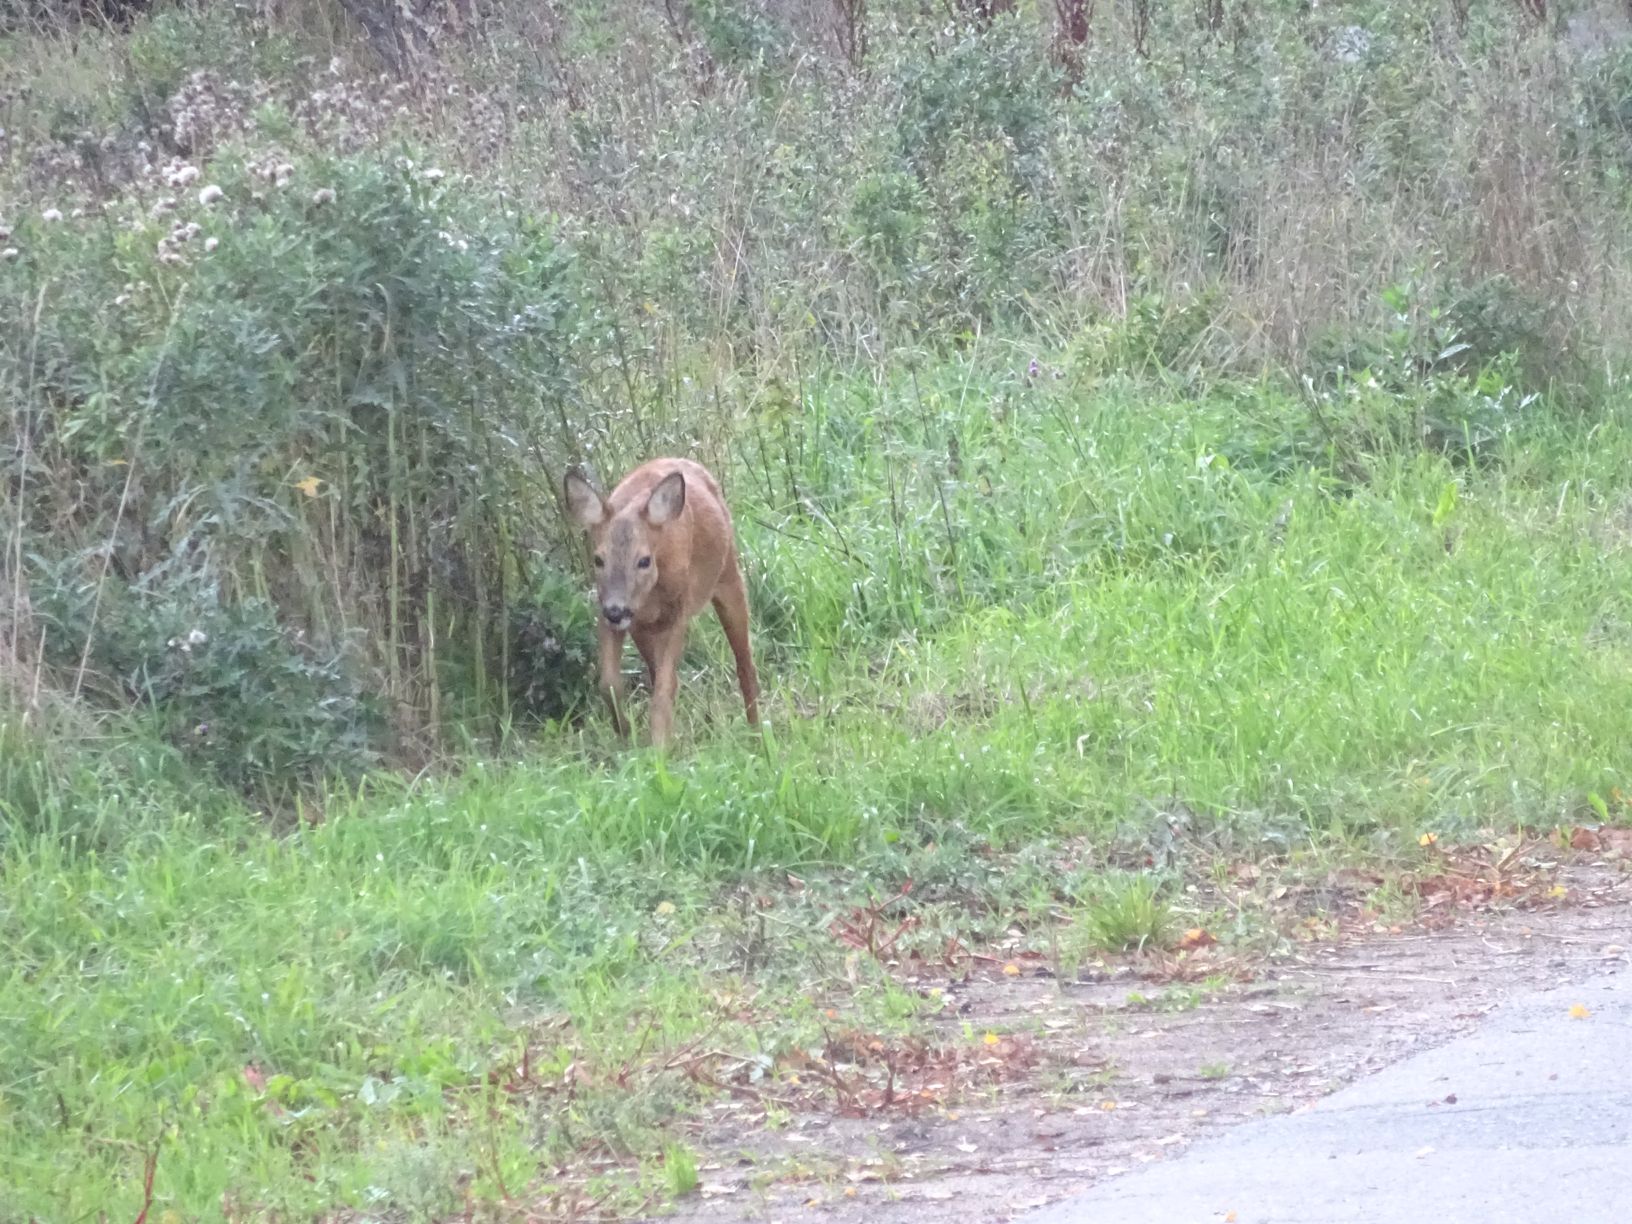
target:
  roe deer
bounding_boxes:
[564,458,760,748]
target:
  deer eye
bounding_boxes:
[637,556,653,569]
[593,555,605,568]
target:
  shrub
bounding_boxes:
[1,145,587,795]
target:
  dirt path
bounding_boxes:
[668,857,1630,1223]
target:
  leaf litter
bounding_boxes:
[659,841,1630,1224]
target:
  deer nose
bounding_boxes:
[602,603,631,627]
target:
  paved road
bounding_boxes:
[1017,965,1631,1224]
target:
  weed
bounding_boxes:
[1074,873,1174,954]
[662,1142,700,1198]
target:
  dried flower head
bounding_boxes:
[41,208,63,223]
[311,187,336,205]
[198,184,224,206]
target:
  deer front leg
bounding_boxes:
[636,621,688,750]
[598,620,630,740]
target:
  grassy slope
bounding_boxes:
[7,1,1632,1213]
[5,363,1631,1216]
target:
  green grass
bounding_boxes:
[1073,873,1174,953]
[7,1,1632,1214]
[5,362,1632,1216]
[661,1143,700,1198]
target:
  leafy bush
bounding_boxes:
[27,570,378,798]
[1,145,588,795]
[688,0,786,69]
[893,16,1056,172]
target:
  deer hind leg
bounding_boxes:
[712,558,761,729]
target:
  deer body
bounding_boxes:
[564,458,760,748]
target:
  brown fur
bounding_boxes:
[564,458,760,748]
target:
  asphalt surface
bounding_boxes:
[1017,965,1632,1224]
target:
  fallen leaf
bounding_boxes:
[1223,1214,1238,1223]
[1003,962,1021,976]
[1569,1003,1592,1020]
[1419,832,1439,847]
[1415,1145,1436,1159]
[654,900,676,916]
[293,475,322,498]
[1178,927,1217,951]
[983,1032,1000,1046]
[955,1140,978,1154]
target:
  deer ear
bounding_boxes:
[563,470,606,527]
[644,470,686,525]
